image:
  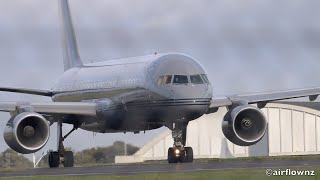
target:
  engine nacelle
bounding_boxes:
[3,112,50,154]
[222,105,267,146]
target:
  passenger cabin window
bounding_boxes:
[173,75,189,84]
[201,74,210,84]
[190,74,204,84]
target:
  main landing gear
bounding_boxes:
[48,121,78,168]
[167,122,193,163]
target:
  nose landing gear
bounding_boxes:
[167,122,193,163]
[168,146,193,163]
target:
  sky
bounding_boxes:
[0,0,320,159]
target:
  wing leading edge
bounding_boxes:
[0,101,97,116]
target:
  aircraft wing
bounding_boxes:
[208,87,320,113]
[0,101,97,119]
[0,87,98,124]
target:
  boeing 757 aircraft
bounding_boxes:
[1,0,320,168]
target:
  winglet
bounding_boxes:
[59,0,83,71]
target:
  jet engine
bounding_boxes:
[222,105,267,146]
[3,112,50,154]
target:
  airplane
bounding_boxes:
[1,0,320,168]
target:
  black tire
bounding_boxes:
[179,149,188,163]
[167,148,178,163]
[185,147,193,163]
[48,151,60,168]
[63,151,74,167]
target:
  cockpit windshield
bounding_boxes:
[173,75,188,84]
[200,74,210,84]
[157,74,209,85]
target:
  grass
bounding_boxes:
[2,156,320,179]
[0,167,29,172]
[1,167,320,180]
[2,154,319,170]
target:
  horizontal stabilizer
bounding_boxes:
[0,87,53,97]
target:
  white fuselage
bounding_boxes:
[50,53,213,133]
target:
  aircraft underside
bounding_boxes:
[78,97,211,133]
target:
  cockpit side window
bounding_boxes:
[158,75,172,86]
[173,75,189,84]
[164,75,172,84]
[157,76,164,85]
[201,74,210,84]
[190,74,204,84]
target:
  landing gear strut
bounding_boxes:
[48,121,77,168]
[167,122,193,163]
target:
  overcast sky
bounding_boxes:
[0,0,320,158]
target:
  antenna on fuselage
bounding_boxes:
[59,0,83,71]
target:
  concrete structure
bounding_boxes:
[115,103,320,163]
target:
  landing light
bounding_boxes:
[175,149,180,154]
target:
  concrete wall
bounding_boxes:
[115,103,320,163]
